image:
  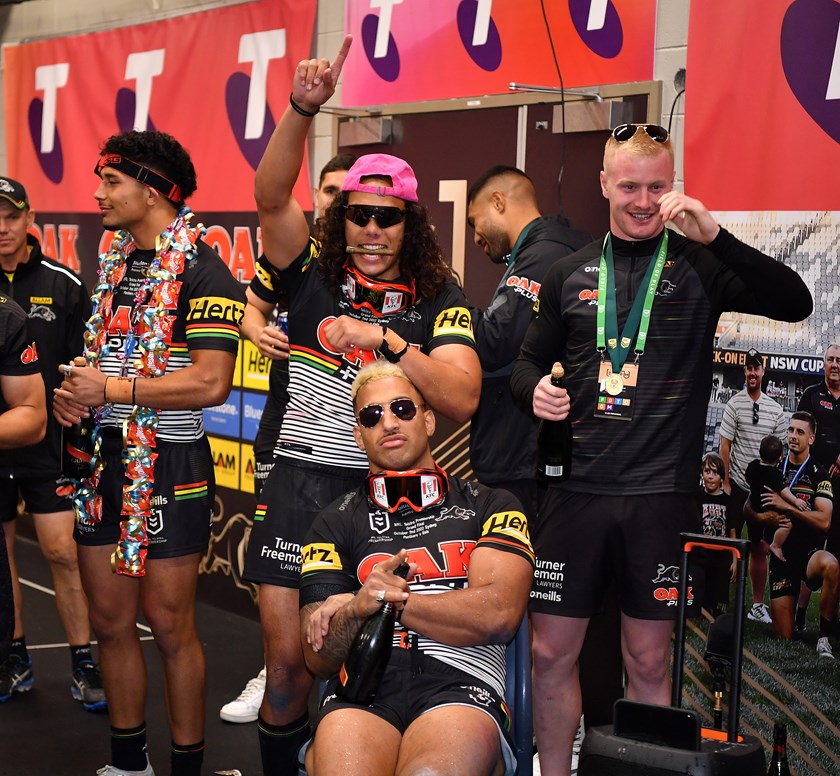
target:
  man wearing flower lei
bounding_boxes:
[53,130,245,776]
[245,36,481,775]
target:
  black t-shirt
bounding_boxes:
[798,382,840,472]
[744,460,786,512]
[696,488,735,537]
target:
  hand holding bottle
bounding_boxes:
[533,361,571,421]
[352,549,412,620]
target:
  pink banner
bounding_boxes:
[686,0,840,210]
[342,0,656,107]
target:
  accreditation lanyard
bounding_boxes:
[596,231,668,373]
[504,220,537,267]
[782,454,810,490]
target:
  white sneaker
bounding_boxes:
[220,667,266,723]
[817,637,834,659]
[747,603,772,624]
[571,715,585,775]
[96,762,154,776]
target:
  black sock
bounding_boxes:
[795,606,807,629]
[111,723,148,771]
[819,617,835,638]
[69,643,93,670]
[9,636,28,662]
[171,739,204,776]
[257,712,311,775]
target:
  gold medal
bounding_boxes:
[605,373,624,396]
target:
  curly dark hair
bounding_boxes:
[316,191,455,300]
[99,130,197,204]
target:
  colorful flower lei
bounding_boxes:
[71,206,204,576]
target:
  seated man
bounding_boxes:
[299,362,534,776]
[746,411,840,658]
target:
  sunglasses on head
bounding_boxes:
[342,264,416,317]
[611,124,670,143]
[345,204,407,229]
[752,403,760,425]
[367,467,449,513]
[357,398,422,429]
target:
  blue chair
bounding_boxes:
[505,614,533,775]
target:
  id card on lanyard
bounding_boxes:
[593,232,668,421]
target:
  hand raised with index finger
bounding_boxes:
[293,35,353,110]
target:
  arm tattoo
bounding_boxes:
[302,600,364,669]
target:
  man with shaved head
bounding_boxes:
[466,166,588,518]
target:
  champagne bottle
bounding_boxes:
[336,563,410,704]
[61,415,96,480]
[766,721,791,776]
[535,363,572,483]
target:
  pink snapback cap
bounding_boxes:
[341,153,419,202]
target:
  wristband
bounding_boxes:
[289,93,319,117]
[104,376,110,404]
[132,378,137,406]
[379,326,410,363]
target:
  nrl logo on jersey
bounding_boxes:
[369,509,390,535]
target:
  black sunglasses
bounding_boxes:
[611,124,670,143]
[345,204,407,229]
[752,403,760,425]
[358,398,422,428]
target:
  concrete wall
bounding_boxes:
[1,0,688,186]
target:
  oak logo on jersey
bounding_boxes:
[301,542,342,573]
[316,316,377,368]
[187,296,245,325]
[433,307,474,341]
[481,511,530,545]
[358,541,478,583]
[506,274,541,301]
[20,342,38,364]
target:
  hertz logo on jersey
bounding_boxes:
[433,306,474,341]
[187,296,245,324]
[481,511,530,545]
[254,261,277,292]
[301,542,343,573]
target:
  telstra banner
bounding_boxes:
[342,0,656,107]
[3,0,317,215]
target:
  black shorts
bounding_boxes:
[769,548,822,600]
[530,490,702,619]
[73,434,215,559]
[0,474,72,521]
[242,457,363,587]
[315,649,515,776]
